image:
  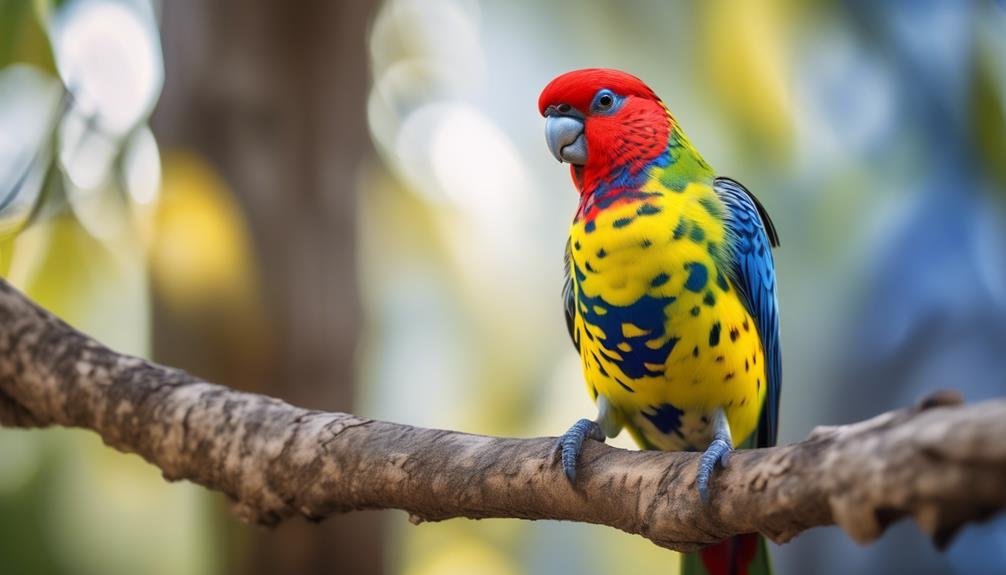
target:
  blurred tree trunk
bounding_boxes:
[152,1,382,574]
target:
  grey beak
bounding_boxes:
[545,115,587,165]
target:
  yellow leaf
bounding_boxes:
[150,152,261,315]
[702,0,794,147]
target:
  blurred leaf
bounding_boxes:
[701,0,795,152]
[0,234,13,276]
[46,429,220,575]
[404,532,518,575]
[0,429,59,575]
[0,65,62,241]
[0,0,55,71]
[47,0,164,137]
[150,151,261,315]
[973,44,1006,190]
[7,211,151,354]
[148,151,272,392]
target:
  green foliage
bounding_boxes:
[0,0,55,70]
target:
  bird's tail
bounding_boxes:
[681,534,771,575]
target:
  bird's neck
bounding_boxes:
[576,122,714,223]
[658,124,716,191]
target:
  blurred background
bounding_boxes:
[0,0,1004,573]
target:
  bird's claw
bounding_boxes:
[696,408,734,503]
[696,437,732,503]
[554,418,604,483]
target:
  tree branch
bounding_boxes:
[0,278,1003,551]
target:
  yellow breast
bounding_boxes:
[569,181,767,451]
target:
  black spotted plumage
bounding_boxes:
[563,239,579,352]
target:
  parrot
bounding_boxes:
[538,68,781,575]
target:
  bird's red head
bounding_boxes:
[539,68,672,194]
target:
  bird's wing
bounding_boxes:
[563,239,580,352]
[714,176,781,448]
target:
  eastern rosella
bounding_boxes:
[539,69,781,575]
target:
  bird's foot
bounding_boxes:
[553,418,604,483]
[696,409,733,503]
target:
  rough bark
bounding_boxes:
[0,278,1003,552]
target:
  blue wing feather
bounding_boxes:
[714,177,781,448]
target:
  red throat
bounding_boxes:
[577,97,670,196]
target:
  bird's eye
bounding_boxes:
[591,89,619,114]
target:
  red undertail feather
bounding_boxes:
[699,534,759,575]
